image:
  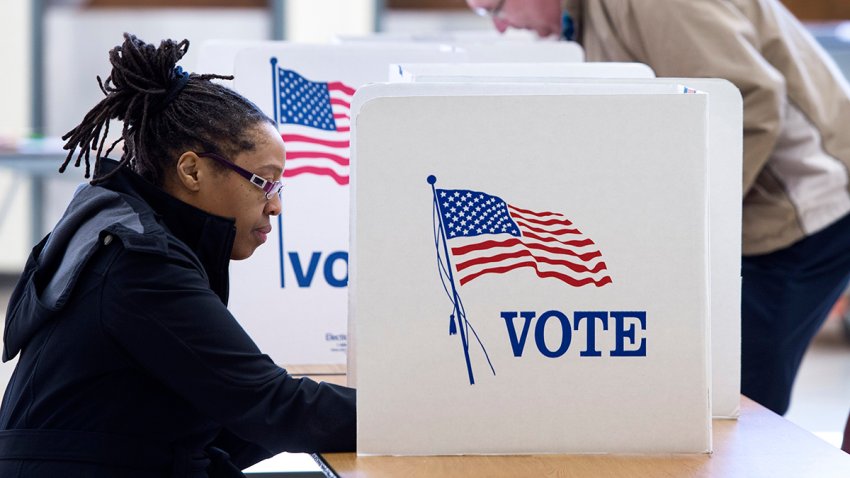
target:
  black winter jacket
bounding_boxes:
[0,159,355,477]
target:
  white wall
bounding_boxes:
[44,7,271,138]
[381,8,491,34]
[0,1,33,273]
[0,1,32,139]
[285,0,376,43]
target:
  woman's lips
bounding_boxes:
[254,225,272,244]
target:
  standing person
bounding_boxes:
[466,0,850,419]
[0,34,355,477]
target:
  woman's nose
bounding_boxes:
[266,193,282,216]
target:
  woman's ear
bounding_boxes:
[174,152,202,193]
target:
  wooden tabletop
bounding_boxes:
[287,364,348,387]
[314,397,850,478]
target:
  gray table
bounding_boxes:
[0,149,72,245]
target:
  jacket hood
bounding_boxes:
[3,159,236,361]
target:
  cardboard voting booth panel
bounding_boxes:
[226,44,465,365]
[351,83,712,455]
[335,32,584,63]
[346,80,696,390]
[676,79,743,419]
[390,62,655,82]
[581,80,741,420]
[333,29,539,44]
[452,41,584,62]
[387,66,743,418]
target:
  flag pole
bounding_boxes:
[270,57,279,125]
[271,57,285,289]
[428,175,475,385]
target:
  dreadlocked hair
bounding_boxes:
[60,32,274,186]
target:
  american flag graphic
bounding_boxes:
[436,188,613,287]
[274,64,354,186]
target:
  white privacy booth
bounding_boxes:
[334,30,585,63]
[333,29,538,43]
[384,64,743,419]
[224,43,468,365]
[216,42,602,366]
[450,40,584,62]
[390,62,655,81]
[349,82,728,455]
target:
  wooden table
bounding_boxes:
[287,364,348,387]
[312,397,850,477]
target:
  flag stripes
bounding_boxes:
[436,188,612,287]
[276,68,353,186]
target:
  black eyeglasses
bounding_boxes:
[473,0,507,19]
[197,152,283,201]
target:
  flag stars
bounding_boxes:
[277,69,339,131]
[436,189,522,239]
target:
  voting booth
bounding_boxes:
[217,41,593,365]
[207,39,742,454]
[384,64,743,420]
[390,62,655,82]
[349,82,728,455]
[333,30,585,63]
[221,43,467,365]
[450,40,584,62]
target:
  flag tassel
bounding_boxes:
[449,314,457,335]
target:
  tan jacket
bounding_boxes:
[565,0,850,254]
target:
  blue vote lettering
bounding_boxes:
[534,310,572,358]
[286,251,349,288]
[323,251,348,288]
[500,311,535,357]
[574,311,608,357]
[500,310,647,358]
[611,311,647,356]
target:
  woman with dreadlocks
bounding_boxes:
[0,34,355,477]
